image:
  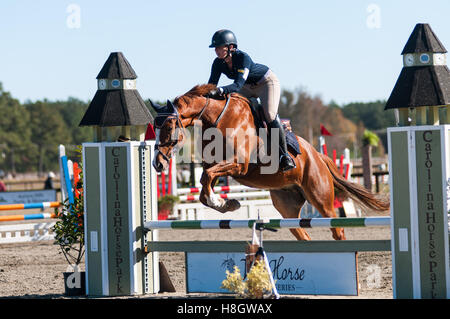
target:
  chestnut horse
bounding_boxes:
[151,84,389,240]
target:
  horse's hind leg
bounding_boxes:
[301,179,346,240]
[270,189,311,241]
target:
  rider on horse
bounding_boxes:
[207,29,296,172]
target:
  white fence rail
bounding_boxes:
[0,222,55,244]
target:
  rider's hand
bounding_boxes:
[207,88,224,99]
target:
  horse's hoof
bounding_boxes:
[207,194,225,208]
[225,199,241,212]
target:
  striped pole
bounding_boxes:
[322,143,328,156]
[144,217,391,230]
[161,171,166,196]
[0,212,57,222]
[0,201,60,211]
[176,185,260,195]
[179,191,270,202]
[157,174,160,198]
[168,158,172,195]
[73,162,81,198]
[344,163,350,180]
[61,153,75,205]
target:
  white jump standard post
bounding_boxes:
[386,23,450,299]
[80,52,159,296]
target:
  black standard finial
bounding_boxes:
[79,52,153,127]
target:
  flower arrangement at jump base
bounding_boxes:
[52,185,85,295]
[221,261,274,299]
[53,194,85,268]
[52,145,85,295]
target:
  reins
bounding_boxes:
[197,95,231,127]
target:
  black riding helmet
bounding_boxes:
[209,29,237,48]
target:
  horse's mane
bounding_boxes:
[185,84,217,97]
[174,83,252,118]
[174,84,217,105]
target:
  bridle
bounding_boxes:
[153,95,231,164]
[153,97,211,163]
[154,110,184,163]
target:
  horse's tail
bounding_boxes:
[320,153,390,212]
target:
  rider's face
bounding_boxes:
[215,45,229,59]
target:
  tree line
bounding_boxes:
[0,82,395,175]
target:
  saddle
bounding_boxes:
[247,98,301,156]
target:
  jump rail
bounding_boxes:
[176,185,260,195]
[179,191,270,202]
[0,201,60,211]
[144,216,391,230]
[0,212,57,222]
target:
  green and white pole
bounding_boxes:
[144,217,391,230]
[388,125,450,299]
[83,140,159,296]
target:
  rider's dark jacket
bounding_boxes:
[208,50,269,94]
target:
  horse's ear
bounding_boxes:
[167,100,176,113]
[149,99,164,113]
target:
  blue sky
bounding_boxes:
[1,0,450,105]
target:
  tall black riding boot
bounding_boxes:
[268,116,296,171]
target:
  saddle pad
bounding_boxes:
[286,131,301,156]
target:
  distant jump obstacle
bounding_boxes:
[0,145,79,244]
[0,212,56,222]
[0,201,60,211]
[0,202,60,244]
[0,222,56,244]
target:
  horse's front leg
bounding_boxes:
[199,161,244,213]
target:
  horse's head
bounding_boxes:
[150,99,186,172]
[150,84,230,172]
